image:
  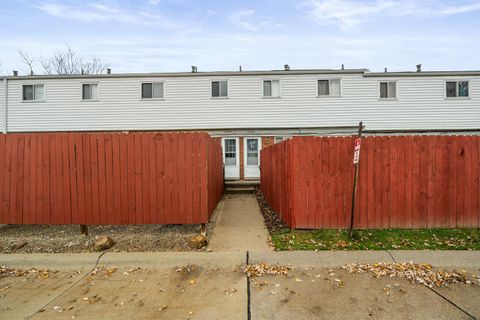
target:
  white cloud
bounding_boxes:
[149,0,162,5]
[439,1,480,15]
[228,9,273,32]
[307,0,396,30]
[32,1,193,30]
[306,0,480,30]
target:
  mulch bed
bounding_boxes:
[0,203,222,254]
[0,224,204,254]
[255,190,289,234]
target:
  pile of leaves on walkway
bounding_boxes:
[0,265,57,280]
[238,263,292,278]
[255,190,289,234]
[342,262,477,288]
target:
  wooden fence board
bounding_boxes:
[261,135,480,229]
[0,132,223,225]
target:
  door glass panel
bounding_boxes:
[224,139,236,166]
[246,139,259,166]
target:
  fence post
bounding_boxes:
[80,224,88,235]
[349,122,363,238]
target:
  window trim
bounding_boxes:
[262,79,281,98]
[210,80,229,99]
[316,78,341,97]
[21,83,46,103]
[140,81,165,100]
[378,81,397,100]
[444,80,470,99]
[81,82,100,102]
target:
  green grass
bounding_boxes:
[271,228,480,251]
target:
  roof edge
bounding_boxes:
[0,68,368,80]
[364,70,480,77]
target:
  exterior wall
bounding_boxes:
[3,73,480,133]
[239,137,244,179]
[0,80,4,133]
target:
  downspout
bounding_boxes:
[3,78,7,133]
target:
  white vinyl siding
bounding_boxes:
[0,81,4,133]
[318,79,340,96]
[379,81,396,99]
[263,80,280,97]
[22,84,44,101]
[82,83,98,100]
[212,80,228,97]
[142,82,164,99]
[2,74,480,133]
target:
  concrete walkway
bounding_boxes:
[207,194,271,252]
[2,250,480,270]
[1,251,480,320]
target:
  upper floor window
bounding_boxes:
[22,84,44,101]
[446,81,469,98]
[142,82,164,99]
[379,81,396,99]
[263,80,280,97]
[318,79,340,96]
[82,83,98,100]
[212,80,228,97]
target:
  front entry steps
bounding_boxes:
[225,180,260,194]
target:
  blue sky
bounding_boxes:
[1,0,480,74]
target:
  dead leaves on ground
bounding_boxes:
[238,263,292,278]
[342,262,478,288]
[0,265,57,280]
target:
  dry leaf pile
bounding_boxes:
[0,265,56,279]
[342,262,475,288]
[239,263,292,278]
[90,266,118,278]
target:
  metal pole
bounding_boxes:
[349,121,363,238]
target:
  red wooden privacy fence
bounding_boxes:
[0,132,224,225]
[261,135,480,229]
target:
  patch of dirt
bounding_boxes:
[0,224,200,253]
[255,190,289,234]
[0,202,223,253]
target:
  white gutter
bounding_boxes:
[3,78,7,133]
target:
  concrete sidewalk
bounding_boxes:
[207,194,270,252]
[2,250,479,269]
[1,251,479,320]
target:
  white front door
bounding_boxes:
[244,137,262,179]
[222,138,240,180]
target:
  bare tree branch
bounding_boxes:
[20,46,109,75]
[18,50,36,75]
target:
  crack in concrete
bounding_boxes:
[24,251,106,320]
[385,249,477,320]
[246,250,251,320]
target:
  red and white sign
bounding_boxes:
[353,138,361,164]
